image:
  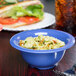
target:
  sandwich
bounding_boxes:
[0,0,44,28]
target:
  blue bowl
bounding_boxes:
[10,29,75,70]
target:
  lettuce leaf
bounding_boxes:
[6,4,44,19]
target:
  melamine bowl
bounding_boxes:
[10,29,75,70]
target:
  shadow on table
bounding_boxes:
[26,64,76,76]
[26,66,59,76]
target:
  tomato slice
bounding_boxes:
[0,16,39,25]
[18,17,30,24]
[19,16,39,24]
[0,18,18,25]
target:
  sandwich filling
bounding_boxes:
[0,4,44,25]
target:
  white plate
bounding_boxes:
[3,12,55,31]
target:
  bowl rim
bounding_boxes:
[10,29,75,53]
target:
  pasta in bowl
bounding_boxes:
[19,35,65,50]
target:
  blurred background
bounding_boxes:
[41,0,55,15]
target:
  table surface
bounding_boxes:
[0,0,76,76]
